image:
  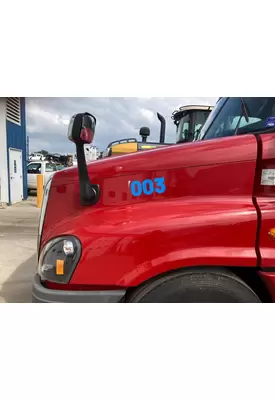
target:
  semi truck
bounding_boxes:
[32,97,275,302]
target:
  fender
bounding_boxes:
[65,197,258,287]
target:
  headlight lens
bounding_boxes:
[38,236,81,283]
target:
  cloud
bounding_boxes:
[26,97,218,153]
[139,108,155,123]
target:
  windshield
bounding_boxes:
[45,163,57,172]
[199,97,275,141]
[197,98,226,140]
[176,114,191,143]
[192,110,212,140]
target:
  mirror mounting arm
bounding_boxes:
[75,143,100,206]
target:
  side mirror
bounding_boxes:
[68,113,97,145]
[67,111,100,206]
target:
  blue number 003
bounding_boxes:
[130,177,166,197]
[130,181,143,196]
[154,177,166,194]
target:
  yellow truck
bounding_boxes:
[101,105,213,158]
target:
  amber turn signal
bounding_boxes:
[268,228,275,240]
[56,259,64,275]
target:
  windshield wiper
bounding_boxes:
[234,97,250,136]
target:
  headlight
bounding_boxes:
[37,176,53,254]
[38,236,81,283]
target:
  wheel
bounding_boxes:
[127,268,261,303]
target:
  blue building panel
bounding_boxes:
[6,97,28,202]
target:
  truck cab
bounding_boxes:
[172,104,213,143]
[32,98,275,303]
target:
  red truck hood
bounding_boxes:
[53,135,257,183]
[41,135,258,248]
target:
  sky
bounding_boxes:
[26,97,218,154]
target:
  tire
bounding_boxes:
[127,268,261,303]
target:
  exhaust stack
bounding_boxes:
[157,113,166,143]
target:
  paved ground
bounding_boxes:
[0,195,40,303]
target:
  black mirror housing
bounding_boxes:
[68,113,97,145]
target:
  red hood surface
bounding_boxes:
[43,135,258,241]
[53,135,257,185]
[41,134,259,286]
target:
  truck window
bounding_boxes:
[27,163,41,174]
[197,98,227,141]
[45,163,57,172]
[176,114,190,143]
[202,98,275,140]
[193,111,211,140]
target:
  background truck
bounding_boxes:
[27,160,57,191]
[101,112,171,158]
[101,105,213,158]
[32,98,275,303]
[171,104,213,143]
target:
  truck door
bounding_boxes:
[198,97,275,270]
[254,132,275,269]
